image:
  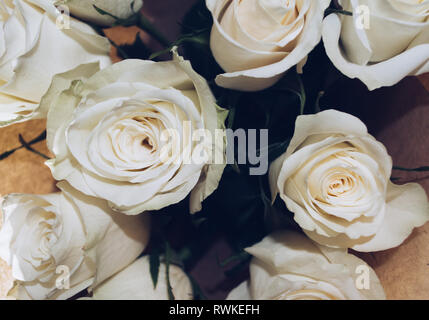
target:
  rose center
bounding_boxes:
[21,207,60,273]
[328,176,354,196]
[141,136,153,150]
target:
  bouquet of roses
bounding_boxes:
[0,0,428,300]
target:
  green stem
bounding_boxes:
[138,15,171,48]
[325,8,353,16]
[227,107,236,129]
[314,91,324,113]
[188,273,207,300]
[108,38,129,59]
[297,73,306,115]
[218,251,250,268]
[164,241,175,300]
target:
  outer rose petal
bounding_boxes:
[315,245,385,300]
[57,182,151,286]
[304,182,429,251]
[54,0,143,26]
[85,256,193,300]
[322,14,429,90]
[170,49,228,213]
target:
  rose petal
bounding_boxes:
[322,13,429,90]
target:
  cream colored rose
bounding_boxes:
[0,182,150,300]
[322,0,429,90]
[83,256,193,300]
[228,231,386,300]
[269,110,429,252]
[53,0,143,26]
[0,0,111,127]
[42,50,227,215]
[206,0,331,91]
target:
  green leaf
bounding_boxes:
[191,216,208,229]
[149,249,161,289]
[217,251,250,268]
[314,91,325,113]
[325,8,353,17]
[93,5,121,20]
[227,107,236,129]
[275,72,306,115]
[149,30,209,60]
[216,103,230,129]
[188,274,207,300]
[257,140,290,163]
[180,0,221,80]
[297,73,306,115]
[138,15,171,48]
[224,255,252,278]
[164,241,175,301]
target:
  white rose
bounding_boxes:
[42,50,227,215]
[206,0,331,91]
[269,110,429,252]
[0,0,111,127]
[83,256,193,300]
[322,0,429,90]
[228,231,386,300]
[52,0,143,26]
[0,182,150,300]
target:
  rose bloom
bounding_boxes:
[0,0,111,127]
[0,182,150,300]
[43,50,227,215]
[82,256,193,300]
[269,110,429,252]
[51,0,143,26]
[206,0,331,91]
[323,0,429,90]
[228,231,386,300]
